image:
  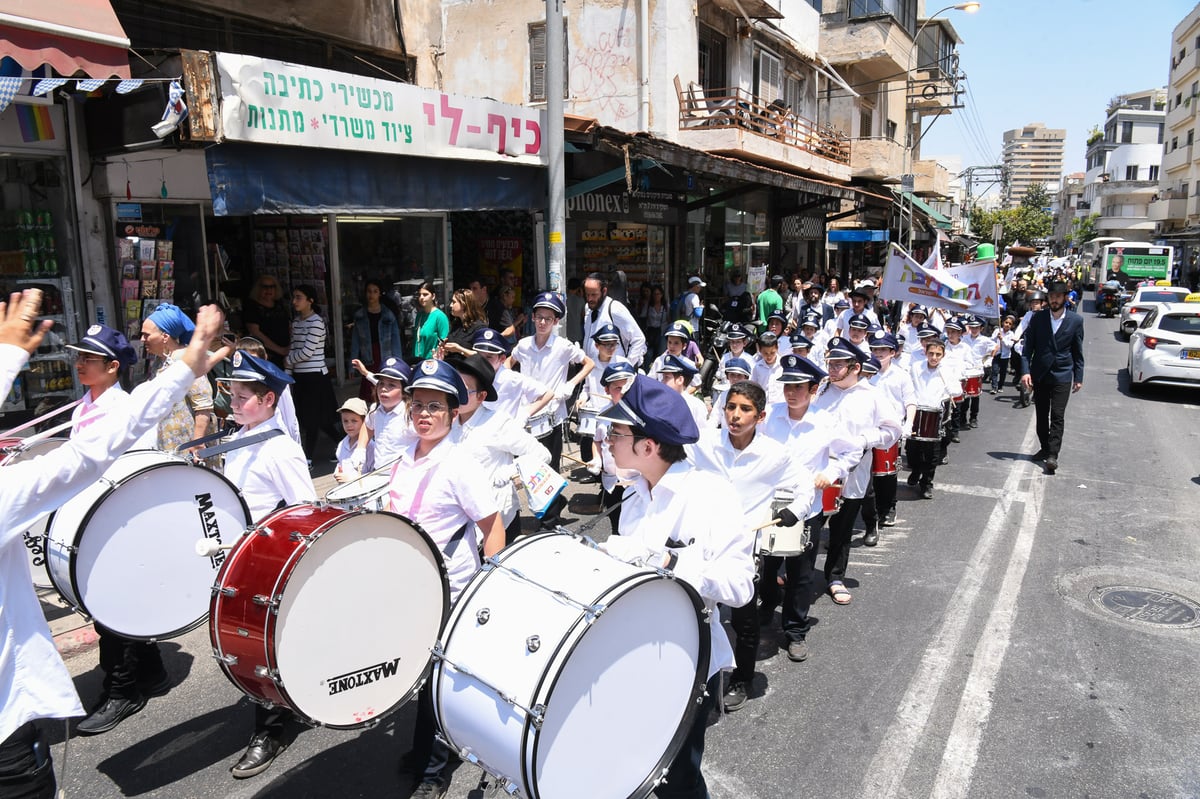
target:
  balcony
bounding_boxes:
[1149,193,1188,222]
[1173,49,1200,81]
[675,80,852,181]
[912,158,951,196]
[1166,95,1197,130]
[1162,142,1194,174]
[849,136,904,181]
[819,12,913,81]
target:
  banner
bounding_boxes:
[216,53,547,167]
[944,260,1001,320]
[878,244,970,312]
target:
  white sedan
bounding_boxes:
[1119,285,1191,339]
[1127,302,1200,391]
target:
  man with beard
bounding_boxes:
[581,272,647,367]
[1019,282,1084,475]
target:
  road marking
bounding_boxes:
[858,415,1037,799]
[935,483,1007,499]
[929,472,1045,798]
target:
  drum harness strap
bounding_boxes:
[194,428,284,460]
[0,398,81,439]
[403,455,472,559]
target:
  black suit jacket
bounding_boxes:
[1020,309,1084,384]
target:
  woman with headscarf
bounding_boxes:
[349,278,403,402]
[243,275,291,368]
[140,303,214,453]
[286,285,343,461]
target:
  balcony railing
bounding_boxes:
[676,82,851,165]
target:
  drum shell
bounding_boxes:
[45,450,251,639]
[871,443,899,477]
[324,471,391,511]
[821,482,843,516]
[210,504,449,728]
[527,413,554,438]
[433,533,710,799]
[910,406,944,442]
[962,371,983,397]
[576,408,599,438]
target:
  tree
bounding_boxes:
[1067,212,1100,247]
[1021,182,1051,212]
[969,205,1052,251]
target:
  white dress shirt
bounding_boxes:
[222,414,316,521]
[809,379,902,499]
[582,296,647,366]
[0,346,197,743]
[910,362,960,409]
[689,429,814,525]
[455,404,551,527]
[762,404,858,518]
[871,364,917,421]
[601,462,755,679]
[750,357,784,406]
[514,334,588,425]
[367,401,412,466]
[489,365,550,425]
[71,385,155,448]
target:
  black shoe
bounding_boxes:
[863,527,879,547]
[920,486,934,500]
[76,696,147,735]
[1044,456,1058,474]
[231,733,286,779]
[138,670,171,698]
[574,472,599,485]
[938,455,949,465]
[881,509,897,528]
[786,640,810,662]
[950,433,961,443]
[723,681,749,712]
[907,472,919,486]
[411,782,448,799]
[968,419,978,429]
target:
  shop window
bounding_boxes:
[529,20,570,102]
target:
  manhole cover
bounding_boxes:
[1089,586,1200,628]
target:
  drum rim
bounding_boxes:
[0,436,67,467]
[214,505,451,729]
[49,456,252,640]
[324,471,392,503]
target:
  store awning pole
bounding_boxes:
[328,218,345,383]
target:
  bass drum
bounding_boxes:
[210,505,448,729]
[1,437,66,588]
[45,450,251,639]
[433,532,710,799]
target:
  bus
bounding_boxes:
[1101,241,1175,288]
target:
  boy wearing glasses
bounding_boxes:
[69,326,162,736]
[217,351,316,779]
[387,359,506,799]
[509,292,593,473]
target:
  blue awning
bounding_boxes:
[205,142,546,216]
[828,229,889,242]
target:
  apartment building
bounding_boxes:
[1151,2,1200,267]
[1080,89,1165,244]
[1053,173,1086,252]
[1002,122,1065,208]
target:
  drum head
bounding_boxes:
[325,471,391,505]
[68,461,250,639]
[533,578,705,799]
[273,511,448,728]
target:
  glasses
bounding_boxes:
[533,315,556,324]
[409,400,449,415]
[825,360,851,371]
[74,353,109,365]
[606,430,641,441]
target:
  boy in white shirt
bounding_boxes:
[333,397,374,482]
[750,331,784,405]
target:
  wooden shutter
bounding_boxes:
[759,50,782,104]
[529,20,569,102]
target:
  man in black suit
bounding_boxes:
[1019,281,1084,474]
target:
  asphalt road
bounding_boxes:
[44,295,1200,799]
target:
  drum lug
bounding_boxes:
[525,635,540,653]
[213,652,238,665]
[255,525,272,536]
[218,586,237,597]
[475,608,490,625]
[252,593,280,608]
[530,703,546,729]
[289,531,315,544]
[254,665,280,682]
[651,767,670,788]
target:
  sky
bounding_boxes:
[921,0,1197,179]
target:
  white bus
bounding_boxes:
[1100,241,1174,287]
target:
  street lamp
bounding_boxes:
[901,2,981,252]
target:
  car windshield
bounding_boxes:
[1138,291,1187,303]
[1157,314,1200,334]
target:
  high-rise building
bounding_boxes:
[1002,122,1066,207]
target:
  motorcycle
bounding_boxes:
[1096,281,1124,318]
[697,304,734,396]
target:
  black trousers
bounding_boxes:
[906,439,939,489]
[409,680,456,786]
[537,422,564,473]
[1033,379,1072,457]
[965,394,980,422]
[824,497,864,584]
[503,513,523,546]
[95,624,165,700]
[865,473,897,524]
[760,514,825,642]
[291,371,342,459]
[654,674,718,799]
[729,591,759,686]
[0,723,54,799]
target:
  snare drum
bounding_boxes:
[911,405,944,442]
[756,491,811,557]
[2,437,66,588]
[45,450,251,639]
[871,442,899,476]
[962,370,983,397]
[325,470,391,511]
[577,407,599,438]
[821,481,843,516]
[211,505,447,728]
[527,412,554,438]
[433,532,709,799]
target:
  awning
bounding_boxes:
[0,0,130,79]
[892,188,953,230]
[710,0,784,21]
[206,142,545,216]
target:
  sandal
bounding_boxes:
[828,581,852,605]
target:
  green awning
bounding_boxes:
[892,188,953,230]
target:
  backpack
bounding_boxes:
[669,290,690,321]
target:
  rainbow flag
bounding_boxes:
[15,105,54,143]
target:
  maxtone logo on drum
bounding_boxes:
[196,493,225,568]
[325,658,401,696]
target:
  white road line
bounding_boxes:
[928,469,1046,798]
[936,483,1007,499]
[857,416,1037,799]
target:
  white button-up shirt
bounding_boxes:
[910,362,960,408]
[750,357,784,406]
[71,385,156,448]
[513,334,588,425]
[809,379,902,499]
[0,346,196,743]
[871,364,917,421]
[222,415,316,521]
[367,401,412,466]
[601,462,755,679]
[689,428,814,525]
[762,403,858,518]
[489,365,549,424]
[455,404,550,526]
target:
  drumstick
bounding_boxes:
[753,518,782,532]
[195,538,236,557]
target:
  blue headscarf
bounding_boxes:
[147,303,195,345]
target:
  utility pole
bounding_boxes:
[545,0,565,293]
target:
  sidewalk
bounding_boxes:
[44,428,603,659]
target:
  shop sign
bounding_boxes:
[115,222,165,239]
[215,53,547,167]
[115,203,142,222]
[565,188,684,224]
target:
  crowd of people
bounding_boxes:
[1,247,1087,798]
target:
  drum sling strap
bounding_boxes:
[196,428,285,460]
[404,455,471,559]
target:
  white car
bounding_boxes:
[1119,285,1191,339]
[1127,303,1200,391]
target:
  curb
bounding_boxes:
[54,623,99,659]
